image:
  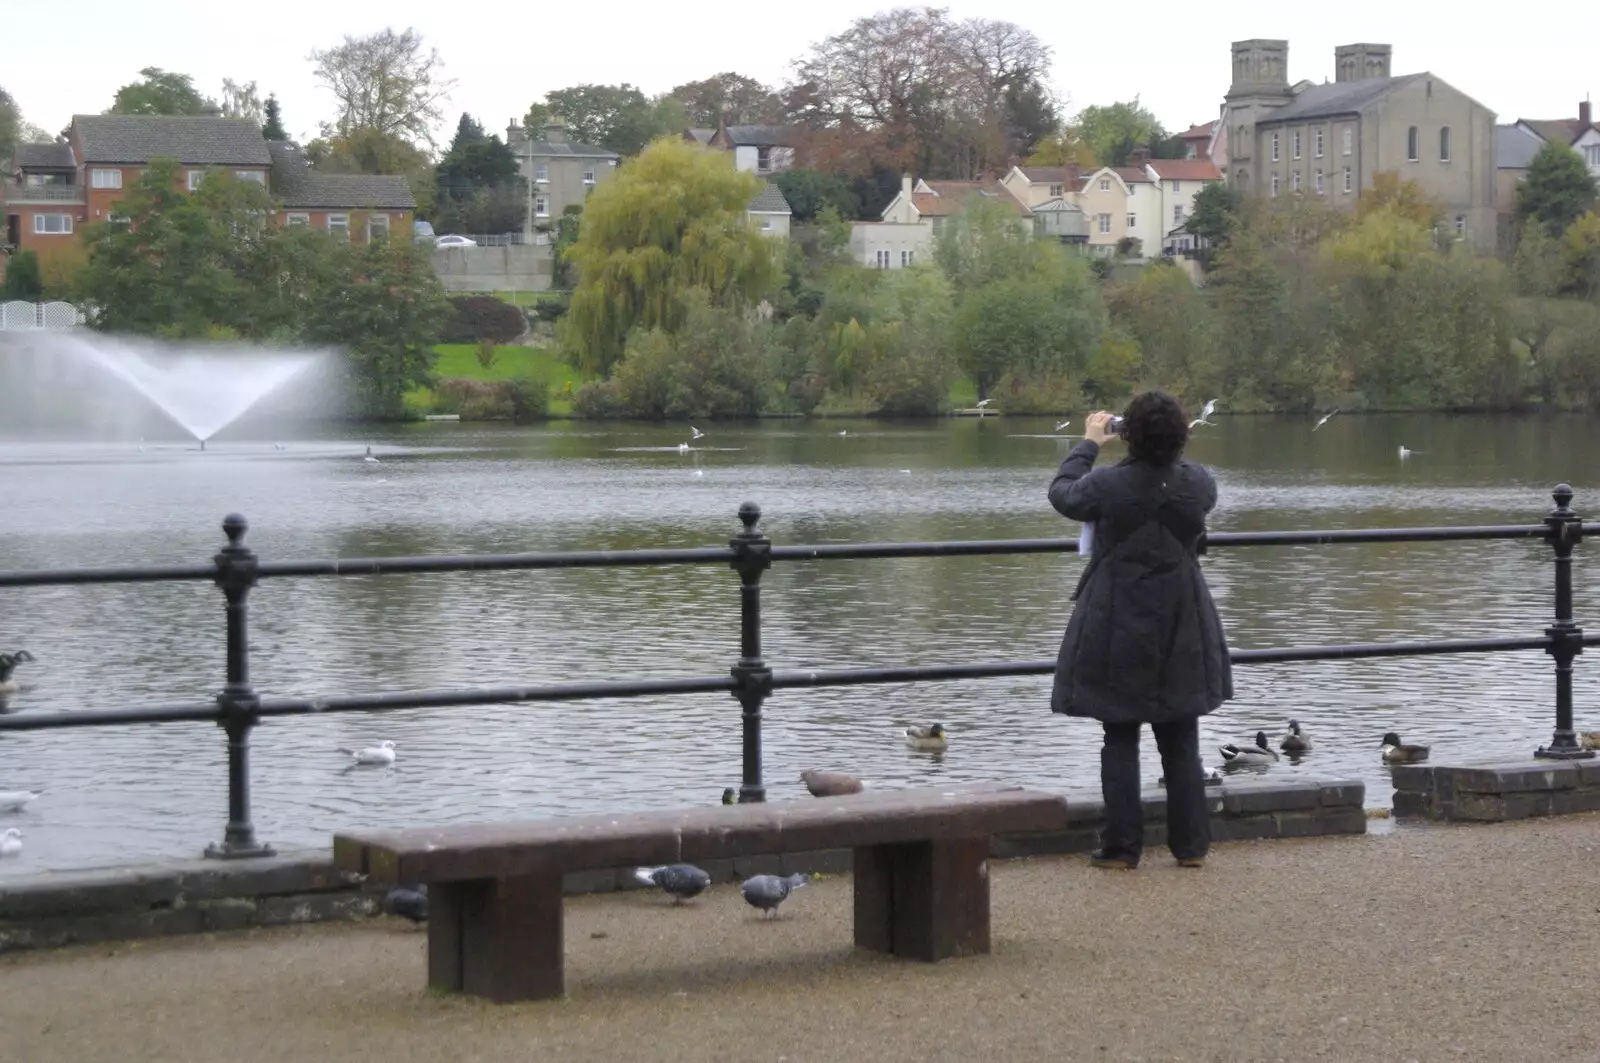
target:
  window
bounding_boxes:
[367,213,390,242]
[1291,170,1301,192]
[1343,167,1353,193]
[234,170,266,184]
[327,213,349,240]
[1587,146,1600,167]
[1454,215,1466,238]
[874,249,890,269]
[1098,213,1111,234]
[534,194,549,218]
[1292,130,1302,159]
[90,168,121,189]
[32,213,73,234]
[285,213,309,226]
[1270,131,1280,162]
[581,168,595,185]
[1048,183,1063,197]
[534,163,548,183]
[1172,180,1181,191]
[900,249,914,267]
[186,169,207,191]
[1439,127,1451,162]
[1315,128,1325,158]
[1126,213,1137,229]
[107,212,131,227]
[1126,183,1135,196]
[1407,126,1418,162]
[1270,173,1279,198]
[1342,128,1353,155]
[757,146,772,172]
[1173,204,1184,225]
[1099,176,1110,191]
[1315,169,1325,194]
[759,218,772,231]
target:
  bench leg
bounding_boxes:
[852,837,991,962]
[426,869,565,1002]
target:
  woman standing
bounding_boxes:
[1048,391,1233,869]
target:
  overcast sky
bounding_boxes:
[7,0,1595,148]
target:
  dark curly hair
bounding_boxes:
[1120,390,1189,466]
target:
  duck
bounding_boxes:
[0,790,42,813]
[1219,731,1279,765]
[1279,719,1312,754]
[721,787,740,805]
[903,723,948,752]
[1381,732,1430,764]
[363,446,380,463]
[0,828,21,857]
[0,650,34,696]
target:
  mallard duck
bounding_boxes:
[721,787,739,805]
[800,769,864,797]
[1219,731,1279,764]
[1279,719,1312,753]
[904,723,948,752]
[0,650,34,696]
[1381,732,1430,764]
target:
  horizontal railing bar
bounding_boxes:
[254,547,737,579]
[0,564,218,587]
[1207,525,1551,546]
[1,634,1572,732]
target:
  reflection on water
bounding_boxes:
[1,414,1597,874]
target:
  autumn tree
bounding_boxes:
[1517,142,1599,238]
[310,27,454,147]
[560,138,782,377]
[1357,171,1444,229]
[109,68,212,116]
[219,79,264,123]
[1073,99,1184,168]
[669,73,780,127]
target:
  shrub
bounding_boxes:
[474,337,498,369]
[571,379,624,419]
[441,295,526,344]
[507,373,550,422]
[432,378,514,420]
[532,294,569,322]
[0,250,42,300]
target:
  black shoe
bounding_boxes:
[1089,849,1139,870]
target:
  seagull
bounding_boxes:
[382,885,428,925]
[1055,420,1073,432]
[1398,445,1418,459]
[0,790,42,813]
[692,469,704,478]
[690,426,705,440]
[801,768,864,797]
[0,828,21,857]
[273,443,287,451]
[677,442,689,453]
[363,446,380,463]
[634,863,712,903]
[741,872,809,918]
[336,740,396,766]
[1188,398,1218,429]
[975,398,992,417]
[900,469,912,474]
[1313,409,1338,431]
[838,429,848,436]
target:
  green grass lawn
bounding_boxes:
[407,344,587,416]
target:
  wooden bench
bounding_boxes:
[333,785,1069,1002]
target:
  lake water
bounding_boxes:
[1,414,1598,875]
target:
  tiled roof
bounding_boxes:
[685,128,716,144]
[1145,159,1222,181]
[267,142,415,210]
[524,138,620,159]
[1178,120,1217,139]
[720,125,794,147]
[914,180,1030,217]
[1496,123,1546,169]
[73,114,273,165]
[1520,118,1588,146]
[748,180,791,213]
[14,142,75,169]
[1256,74,1425,125]
[1112,167,1152,184]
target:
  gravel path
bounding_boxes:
[4,816,1599,1063]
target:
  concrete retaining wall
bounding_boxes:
[0,775,1365,953]
[432,245,553,293]
[1391,757,1600,821]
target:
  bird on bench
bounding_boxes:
[634,864,712,904]
[801,769,864,797]
[742,873,808,918]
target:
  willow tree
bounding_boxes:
[560,137,782,377]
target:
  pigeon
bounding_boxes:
[634,863,712,903]
[382,884,428,924]
[0,828,21,857]
[0,790,42,813]
[741,872,809,918]
[801,769,864,797]
[337,740,396,766]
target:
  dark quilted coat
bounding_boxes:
[1048,440,1233,724]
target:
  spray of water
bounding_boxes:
[8,331,326,443]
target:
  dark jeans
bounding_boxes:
[1099,718,1210,863]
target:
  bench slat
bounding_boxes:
[334,785,1068,885]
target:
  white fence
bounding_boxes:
[0,301,87,330]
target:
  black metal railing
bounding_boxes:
[0,485,1594,860]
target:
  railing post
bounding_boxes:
[205,514,276,858]
[729,502,773,803]
[1536,484,1591,760]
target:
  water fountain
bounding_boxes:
[27,332,326,446]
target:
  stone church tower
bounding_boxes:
[1222,39,1293,192]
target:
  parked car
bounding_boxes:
[413,219,436,244]
[435,234,478,249]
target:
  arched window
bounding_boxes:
[1407,126,1418,162]
[1439,127,1451,162]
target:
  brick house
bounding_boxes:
[3,114,414,277]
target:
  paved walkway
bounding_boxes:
[4,815,1598,1063]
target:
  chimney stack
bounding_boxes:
[1581,100,1593,128]
[902,173,913,199]
[543,120,567,145]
